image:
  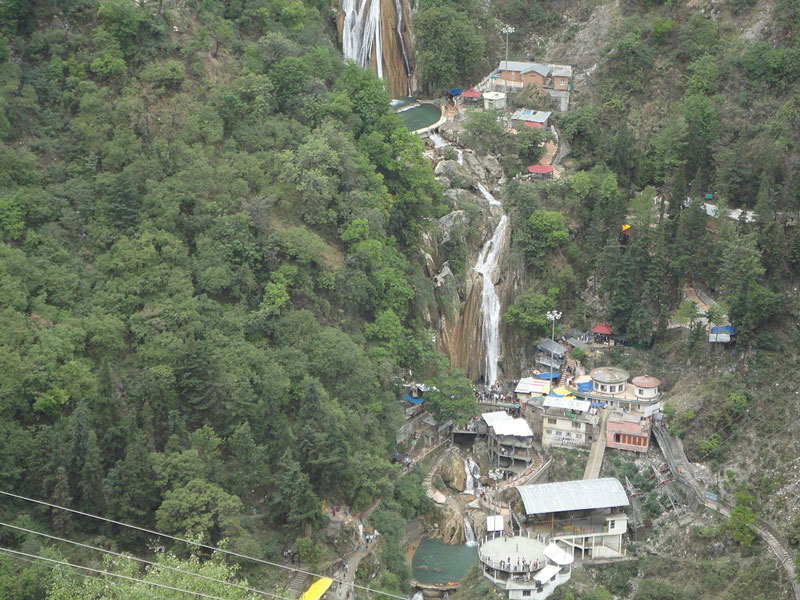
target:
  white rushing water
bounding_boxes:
[463,517,478,546]
[463,456,481,495]
[412,592,424,600]
[463,457,475,494]
[429,132,447,148]
[342,0,383,78]
[475,182,501,206]
[473,215,508,385]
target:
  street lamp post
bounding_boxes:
[500,25,514,92]
[546,310,562,382]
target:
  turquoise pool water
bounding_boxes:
[395,102,442,132]
[411,538,479,585]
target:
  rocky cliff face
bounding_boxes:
[337,0,414,97]
[423,138,529,382]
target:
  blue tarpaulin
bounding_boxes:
[590,403,605,408]
[448,88,463,95]
[404,393,424,405]
[711,326,735,334]
[537,372,560,380]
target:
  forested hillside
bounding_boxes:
[0,1,473,596]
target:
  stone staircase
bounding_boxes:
[287,570,311,598]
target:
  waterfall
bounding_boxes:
[463,457,475,494]
[429,133,447,148]
[393,0,412,95]
[475,182,501,206]
[463,516,478,546]
[473,215,508,385]
[456,149,463,164]
[464,456,482,495]
[342,0,383,78]
[412,593,424,600]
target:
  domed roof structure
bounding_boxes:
[589,367,629,384]
[631,375,661,388]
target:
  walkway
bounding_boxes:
[653,423,800,600]
[331,498,383,600]
[583,410,609,479]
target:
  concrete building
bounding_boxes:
[483,91,507,110]
[567,367,663,413]
[606,409,651,453]
[540,396,599,449]
[514,478,630,560]
[479,533,574,600]
[496,61,573,92]
[631,375,661,400]
[483,411,537,476]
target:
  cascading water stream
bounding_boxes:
[472,214,508,385]
[463,457,475,494]
[463,517,478,546]
[393,0,412,95]
[475,182,501,206]
[412,593,424,600]
[429,132,447,148]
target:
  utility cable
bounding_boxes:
[0,546,246,600]
[0,490,408,600]
[0,521,290,600]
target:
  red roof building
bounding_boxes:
[592,320,612,335]
[524,121,544,128]
[462,87,481,99]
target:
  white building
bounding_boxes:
[515,478,630,560]
[540,396,599,449]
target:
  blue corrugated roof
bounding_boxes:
[404,393,424,405]
[537,372,560,380]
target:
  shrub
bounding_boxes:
[141,60,185,91]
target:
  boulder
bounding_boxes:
[440,450,467,492]
[480,153,504,182]
[438,210,467,245]
[323,517,362,555]
[434,160,475,189]
[461,151,487,182]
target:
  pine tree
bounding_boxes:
[50,466,72,536]
[67,401,90,502]
[80,430,106,515]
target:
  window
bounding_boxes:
[608,520,615,530]
[548,418,557,425]
[638,388,644,395]
[600,384,607,392]
[572,421,581,429]
[614,433,621,443]
[522,592,531,597]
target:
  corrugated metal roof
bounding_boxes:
[515,377,550,395]
[534,564,560,583]
[516,478,629,515]
[543,543,574,565]
[493,418,533,437]
[499,61,551,76]
[482,411,513,428]
[537,338,567,355]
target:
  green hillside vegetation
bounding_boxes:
[0,0,476,596]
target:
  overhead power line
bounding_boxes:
[0,521,289,600]
[0,490,408,600]
[0,546,244,600]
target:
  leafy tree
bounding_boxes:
[504,291,557,338]
[413,6,484,95]
[156,478,244,543]
[521,210,570,260]
[424,369,476,423]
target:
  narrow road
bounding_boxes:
[583,410,609,479]
[653,423,800,600]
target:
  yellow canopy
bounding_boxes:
[300,578,333,600]
[552,386,571,396]
[621,224,631,232]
